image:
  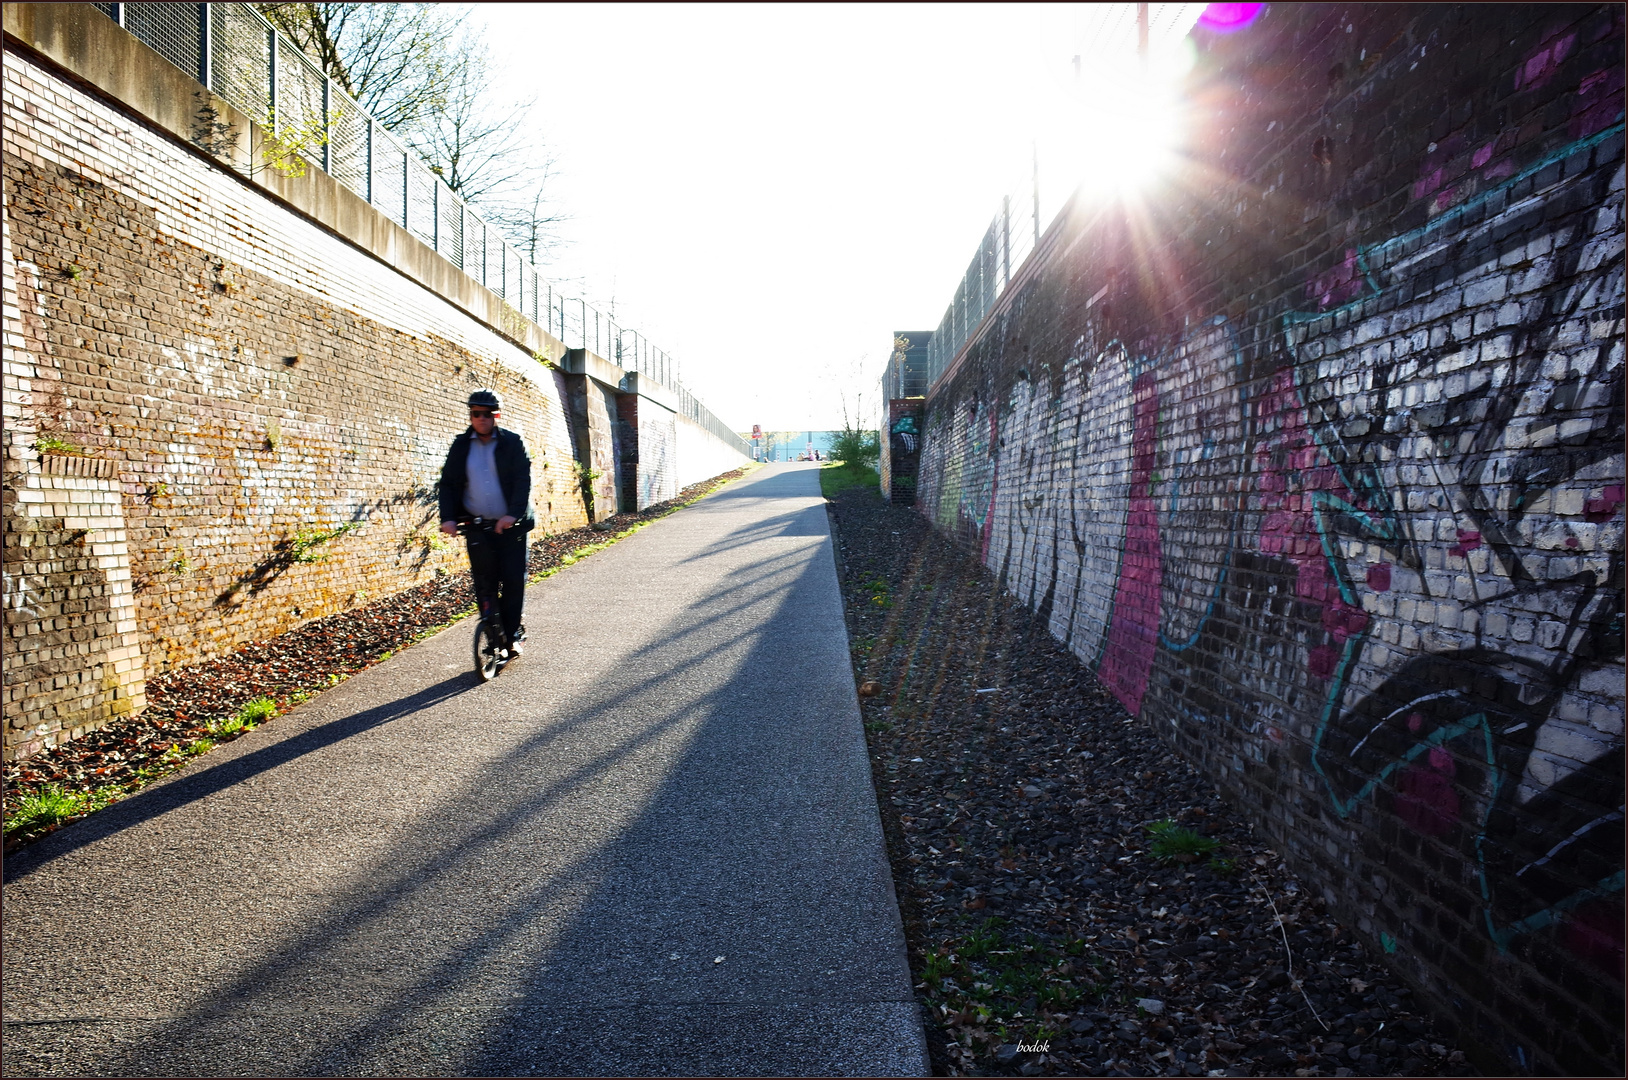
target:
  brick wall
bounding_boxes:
[2,44,591,758]
[913,4,1623,1074]
[634,399,678,511]
[565,372,623,521]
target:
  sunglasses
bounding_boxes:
[469,410,496,419]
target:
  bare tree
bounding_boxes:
[254,3,465,132]
[399,46,531,202]
[255,3,566,262]
[482,155,570,265]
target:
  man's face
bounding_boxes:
[470,408,499,438]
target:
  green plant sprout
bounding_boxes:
[288,522,362,563]
[1145,818,1221,863]
[6,785,80,834]
[33,434,90,456]
[260,106,341,179]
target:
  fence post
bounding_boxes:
[267,24,277,134]
[365,120,373,204]
[113,3,124,27]
[1032,140,1040,248]
[321,75,330,172]
[432,181,439,252]
[1002,194,1011,287]
[401,148,408,229]
[198,3,211,91]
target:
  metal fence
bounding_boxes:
[93,2,748,457]
[922,189,1040,391]
[880,331,932,400]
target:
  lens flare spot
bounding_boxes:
[1197,3,1264,33]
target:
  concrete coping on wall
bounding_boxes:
[560,349,628,393]
[618,372,679,413]
[2,2,569,370]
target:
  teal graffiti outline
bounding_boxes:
[1283,120,1628,951]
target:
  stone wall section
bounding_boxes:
[912,4,1624,1075]
[1,46,587,756]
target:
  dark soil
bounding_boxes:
[825,483,1478,1079]
[2,466,755,849]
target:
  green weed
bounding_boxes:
[1146,818,1220,863]
[6,785,81,834]
[34,434,90,456]
[916,916,1101,1066]
[819,461,881,499]
[288,522,361,564]
[237,696,276,727]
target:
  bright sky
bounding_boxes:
[479,3,1205,432]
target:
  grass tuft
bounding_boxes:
[7,785,81,834]
[819,461,881,499]
[1146,818,1221,863]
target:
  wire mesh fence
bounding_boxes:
[923,189,1040,391]
[91,1,748,456]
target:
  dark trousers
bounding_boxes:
[466,527,527,639]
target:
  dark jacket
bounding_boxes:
[439,426,536,532]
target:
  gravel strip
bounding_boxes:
[2,466,756,850]
[825,483,1478,1079]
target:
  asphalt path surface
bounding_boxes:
[1,463,927,1077]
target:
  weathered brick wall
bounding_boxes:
[635,400,679,510]
[565,373,623,520]
[914,4,1623,1074]
[2,46,589,757]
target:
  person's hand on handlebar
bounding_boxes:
[441,520,459,536]
[494,515,517,534]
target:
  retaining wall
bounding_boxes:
[1,4,748,760]
[913,4,1624,1074]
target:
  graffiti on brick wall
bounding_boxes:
[1291,120,1626,966]
[916,120,1625,969]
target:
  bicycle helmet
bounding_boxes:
[467,389,502,411]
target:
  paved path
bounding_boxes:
[2,464,926,1078]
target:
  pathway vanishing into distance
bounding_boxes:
[2,464,927,1078]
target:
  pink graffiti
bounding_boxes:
[1447,529,1482,558]
[1322,596,1370,642]
[1411,167,1445,201]
[1366,563,1392,592]
[1255,367,1360,682]
[1306,248,1365,310]
[1098,371,1162,715]
[1395,746,1460,836]
[1584,484,1624,522]
[1515,31,1576,91]
[1563,899,1628,976]
[1430,186,1459,215]
[1569,68,1622,137]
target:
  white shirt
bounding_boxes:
[463,435,508,518]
